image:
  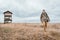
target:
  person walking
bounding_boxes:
[40,9,50,32]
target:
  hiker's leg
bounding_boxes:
[43,22,45,31]
[45,22,47,28]
[41,21,44,26]
[43,22,45,27]
[44,22,47,32]
[44,22,45,32]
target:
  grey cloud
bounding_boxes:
[0,0,60,23]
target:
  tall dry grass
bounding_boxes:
[0,23,60,40]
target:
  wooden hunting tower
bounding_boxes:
[3,11,12,24]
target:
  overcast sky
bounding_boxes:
[0,0,60,23]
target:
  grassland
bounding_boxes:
[0,23,60,40]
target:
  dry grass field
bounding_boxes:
[0,23,60,40]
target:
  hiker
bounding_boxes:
[40,9,50,32]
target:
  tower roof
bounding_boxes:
[4,11,12,14]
